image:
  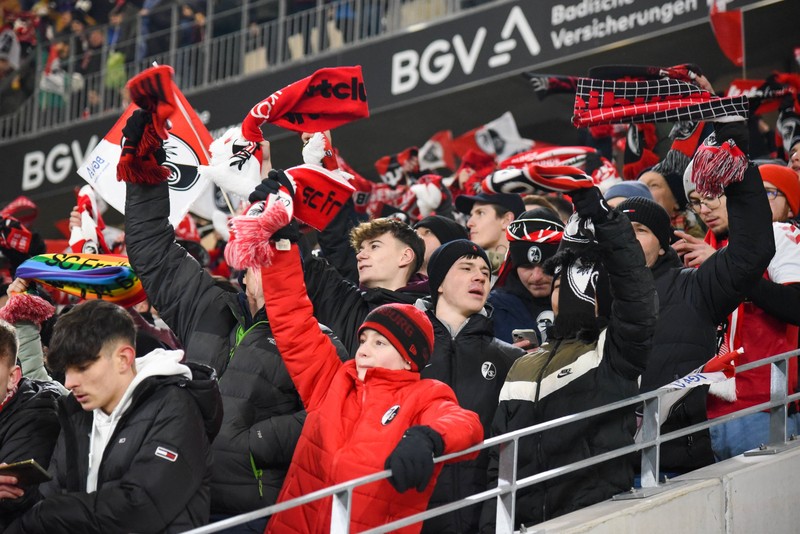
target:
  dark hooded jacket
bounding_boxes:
[125,181,315,514]
[419,303,523,534]
[641,164,774,472]
[480,208,657,531]
[0,378,61,530]
[8,361,222,533]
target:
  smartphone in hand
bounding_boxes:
[511,328,540,348]
[0,459,52,487]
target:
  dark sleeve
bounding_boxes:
[314,198,360,283]
[124,182,234,346]
[690,165,775,324]
[0,392,60,527]
[746,280,800,325]
[249,411,306,469]
[302,254,371,356]
[596,210,658,379]
[14,388,210,534]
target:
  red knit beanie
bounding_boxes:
[759,164,800,216]
[358,304,434,372]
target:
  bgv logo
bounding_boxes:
[391,6,540,95]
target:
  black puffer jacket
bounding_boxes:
[641,165,774,472]
[0,379,61,529]
[419,305,523,534]
[480,208,657,531]
[125,182,305,514]
[9,362,222,533]
[303,255,429,357]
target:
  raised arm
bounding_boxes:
[261,245,343,410]
[689,164,774,323]
[572,187,658,379]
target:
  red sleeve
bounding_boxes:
[418,381,483,462]
[261,245,343,410]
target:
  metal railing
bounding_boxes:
[185,347,800,533]
[0,0,478,143]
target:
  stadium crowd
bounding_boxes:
[0,58,797,534]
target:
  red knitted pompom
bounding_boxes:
[225,201,291,270]
[691,140,747,198]
[0,293,56,325]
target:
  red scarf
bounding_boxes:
[241,66,369,142]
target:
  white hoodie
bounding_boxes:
[86,349,191,492]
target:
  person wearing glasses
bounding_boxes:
[615,122,775,476]
[676,145,800,459]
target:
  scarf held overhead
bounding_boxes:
[16,254,146,307]
[241,66,369,141]
[572,77,748,127]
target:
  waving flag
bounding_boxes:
[452,112,535,161]
[709,1,744,67]
[16,253,146,307]
[77,72,214,227]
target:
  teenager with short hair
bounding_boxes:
[303,216,429,357]
[418,239,524,533]
[7,300,222,533]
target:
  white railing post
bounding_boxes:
[495,437,518,534]
[330,487,353,533]
[639,396,661,488]
[769,358,789,445]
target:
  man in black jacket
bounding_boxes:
[7,300,222,533]
[480,185,657,531]
[419,239,524,533]
[0,320,61,530]
[621,124,774,474]
[120,110,344,524]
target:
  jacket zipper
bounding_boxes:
[225,320,269,497]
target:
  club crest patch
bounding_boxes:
[481,362,497,380]
[527,245,542,264]
[382,405,401,425]
[155,446,178,462]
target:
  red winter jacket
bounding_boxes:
[262,245,483,534]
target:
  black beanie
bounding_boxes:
[358,303,434,372]
[507,208,564,268]
[414,215,468,245]
[617,196,673,251]
[427,239,490,305]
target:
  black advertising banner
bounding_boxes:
[0,0,765,202]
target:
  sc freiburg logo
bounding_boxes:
[481,361,497,380]
[382,405,401,425]
[163,134,201,192]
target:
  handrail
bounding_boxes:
[0,0,475,143]
[186,347,800,533]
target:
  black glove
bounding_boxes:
[122,108,151,147]
[570,186,611,223]
[121,109,166,164]
[272,219,300,244]
[384,426,444,493]
[713,121,749,157]
[248,169,295,203]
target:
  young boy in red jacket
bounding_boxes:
[235,172,484,534]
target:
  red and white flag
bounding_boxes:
[418,130,456,172]
[77,81,214,227]
[709,1,743,67]
[452,112,535,161]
